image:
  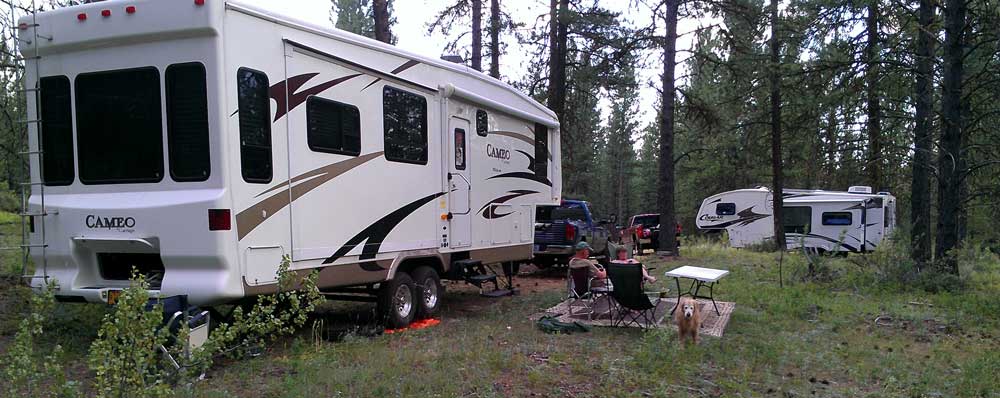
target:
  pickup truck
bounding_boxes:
[532,200,611,267]
[625,213,682,255]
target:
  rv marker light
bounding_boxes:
[194,0,205,5]
[101,9,111,17]
[125,6,136,14]
[77,13,87,21]
[208,209,231,231]
[18,22,29,30]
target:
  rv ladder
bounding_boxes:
[2,0,50,284]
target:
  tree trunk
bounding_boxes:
[657,0,679,256]
[489,0,500,78]
[546,0,568,121]
[373,0,391,44]
[935,0,965,274]
[769,0,786,250]
[472,0,483,71]
[865,0,883,190]
[911,0,934,265]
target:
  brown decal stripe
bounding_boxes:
[391,59,420,74]
[361,59,421,91]
[490,130,553,160]
[269,72,362,121]
[236,152,384,240]
[322,191,447,264]
[486,172,552,187]
[478,190,539,219]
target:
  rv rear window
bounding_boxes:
[822,212,853,226]
[307,96,361,156]
[76,67,164,184]
[39,76,74,186]
[476,110,488,137]
[534,123,548,178]
[783,206,812,234]
[716,203,736,215]
[383,86,427,164]
[166,63,210,182]
[237,68,272,183]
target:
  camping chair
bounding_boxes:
[145,295,210,371]
[606,263,663,328]
[567,266,611,320]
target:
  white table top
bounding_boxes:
[664,266,730,282]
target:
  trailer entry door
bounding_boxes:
[448,116,472,248]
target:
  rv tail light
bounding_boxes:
[101,9,111,17]
[77,13,87,21]
[18,22,29,30]
[194,0,205,5]
[208,209,231,231]
[564,223,575,241]
[125,6,136,14]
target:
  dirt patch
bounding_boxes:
[871,314,961,341]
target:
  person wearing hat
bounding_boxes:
[568,241,607,288]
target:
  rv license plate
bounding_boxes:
[106,290,122,305]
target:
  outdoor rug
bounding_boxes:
[530,297,735,337]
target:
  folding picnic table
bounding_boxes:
[664,266,729,316]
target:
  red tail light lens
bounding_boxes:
[77,13,87,21]
[564,223,575,241]
[101,9,111,17]
[208,209,231,231]
[125,6,136,14]
[194,0,205,5]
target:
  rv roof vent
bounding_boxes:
[848,186,873,194]
[440,55,465,64]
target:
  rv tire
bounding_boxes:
[378,273,417,329]
[411,266,442,319]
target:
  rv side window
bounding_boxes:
[476,110,488,137]
[76,67,164,184]
[39,76,74,186]
[166,63,211,182]
[822,212,853,226]
[782,206,812,234]
[454,128,466,170]
[534,123,548,177]
[716,203,736,215]
[307,96,361,156]
[382,86,427,164]
[237,68,272,183]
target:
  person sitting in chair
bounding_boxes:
[613,246,657,284]
[568,241,607,288]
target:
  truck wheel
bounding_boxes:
[378,272,417,329]
[411,266,441,319]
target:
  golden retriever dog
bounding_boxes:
[674,297,702,345]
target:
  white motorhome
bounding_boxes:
[17,0,561,327]
[696,186,896,253]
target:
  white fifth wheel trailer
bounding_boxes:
[17,0,561,327]
[695,186,896,253]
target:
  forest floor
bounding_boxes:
[0,215,998,397]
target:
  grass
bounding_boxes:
[0,218,998,397]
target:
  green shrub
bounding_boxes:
[4,256,324,397]
[87,274,172,398]
[0,189,22,213]
[175,255,323,384]
[0,282,78,398]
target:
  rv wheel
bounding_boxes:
[411,266,442,319]
[378,273,417,329]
